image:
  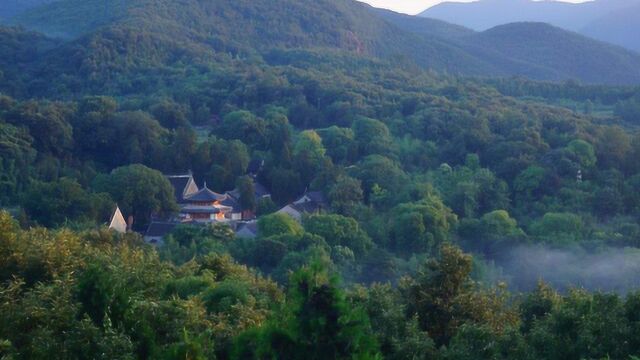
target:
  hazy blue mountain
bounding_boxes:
[420,0,640,52]
[581,3,640,52]
[372,8,474,39]
[466,22,640,84]
[378,8,640,84]
[0,0,58,21]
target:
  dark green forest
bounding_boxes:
[2,0,640,359]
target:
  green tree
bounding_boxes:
[596,126,631,169]
[566,139,596,169]
[293,130,327,185]
[317,126,356,164]
[349,284,437,360]
[258,213,303,238]
[403,244,474,346]
[303,214,373,256]
[460,210,526,254]
[327,175,363,215]
[269,167,303,205]
[0,122,35,202]
[352,155,407,202]
[402,245,517,347]
[111,111,168,168]
[236,263,381,359]
[237,176,256,213]
[514,166,547,200]
[22,178,113,228]
[352,117,394,158]
[391,192,457,254]
[530,212,584,244]
[6,101,73,157]
[195,137,250,191]
[218,111,267,149]
[150,99,189,129]
[93,164,177,228]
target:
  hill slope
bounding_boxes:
[10,0,500,76]
[4,0,640,90]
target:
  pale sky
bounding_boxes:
[358,0,589,15]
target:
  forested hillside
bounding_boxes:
[5,214,640,359]
[4,0,640,86]
[2,0,640,359]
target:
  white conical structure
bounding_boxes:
[109,205,127,234]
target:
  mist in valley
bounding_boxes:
[484,245,640,293]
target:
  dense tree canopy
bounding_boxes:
[2,1,640,356]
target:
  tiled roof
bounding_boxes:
[185,185,227,202]
[221,196,241,212]
[292,201,322,214]
[166,174,192,203]
[227,181,270,201]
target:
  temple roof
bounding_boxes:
[292,201,322,214]
[221,195,241,212]
[226,180,271,201]
[166,173,194,203]
[185,184,227,202]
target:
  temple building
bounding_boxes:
[144,172,259,244]
[163,172,241,222]
[178,183,242,222]
[277,191,327,222]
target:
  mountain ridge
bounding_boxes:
[2,0,640,89]
[420,0,640,52]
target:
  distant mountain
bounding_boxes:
[2,0,640,90]
[379,9,640,85]
[372,8,474,39]
[467,22,640,84]
[0,0,58,21]
[581,3,640,53]
[420,0,640,52]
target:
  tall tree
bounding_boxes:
[93,164,177,228]
[293,130,327,185]
[234,263,381,359]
